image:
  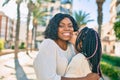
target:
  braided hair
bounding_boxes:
[75,27,103,77]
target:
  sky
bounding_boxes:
[0,0,111,27]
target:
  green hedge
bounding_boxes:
[102,54,120,67]
[101,62,120,80]
[11,45,14,49]
[19,42,25,49]
[11,42,26,49]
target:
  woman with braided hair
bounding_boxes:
[65,27,103,80]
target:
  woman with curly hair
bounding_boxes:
[33,13,99,80]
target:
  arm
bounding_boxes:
[63,54,99,80]
[61,76,87,80]
[33,40,61,80]
[65,54,91,77]
[61,73,100,80]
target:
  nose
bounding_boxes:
[64,26,70,30]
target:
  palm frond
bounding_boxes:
[2,0,10,6]
[74,11,94,27]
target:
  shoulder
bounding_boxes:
[40,39,56,46]
[38,39,57,50]
[73,53,86,61]
[36,39,58,56]
[41,39,54,44]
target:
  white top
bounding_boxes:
[33,39,75,80]
[65,53,91,78]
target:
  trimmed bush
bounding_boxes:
[11,45,14,49]
[101,62,120,80]
[19,42,25,49]
[102,54,120,67]
[114,21,120,39]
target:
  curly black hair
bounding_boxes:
[75,27,103,78]
[44,13,79,40]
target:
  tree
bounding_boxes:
[74,11,94,28]
[32,6,47,49]
[114,21,120,40]
[31,0,50,49]
[96,0,105,38]
[114,10,120,40]
[14,0,22,59]
[26,0,35,54]
[2,0,22,59]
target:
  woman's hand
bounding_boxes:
[86,73,100,80]
[69,32,78,45]
[61,73,100,80]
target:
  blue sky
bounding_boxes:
[0,0,111,27]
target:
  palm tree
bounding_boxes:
[14,0,22,59]
[31,0,50,49]
[32,7,47,49]
[25,0,50,51]
[96,0,105,38]
[2,0,22,59]
[74,11,94,28]
[26,0,35,55]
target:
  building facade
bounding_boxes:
[115,0,120,56]
[40,0,72,24]
[0,11,14,48]
[101,0,120,56]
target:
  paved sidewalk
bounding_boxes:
[0,49,14,56]
[0,51,38,80]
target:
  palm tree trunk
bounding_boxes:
[33,18,38,49]
[14,3,21,59]
[5,17,8,41]
[26,10,31,54]
[30,32,33,52]
[34,26,37,49]
[96,0,105,38]
[31,25,36,50]
[31,24,37,50]
[97,7,103,38]
[31,26,35,51]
